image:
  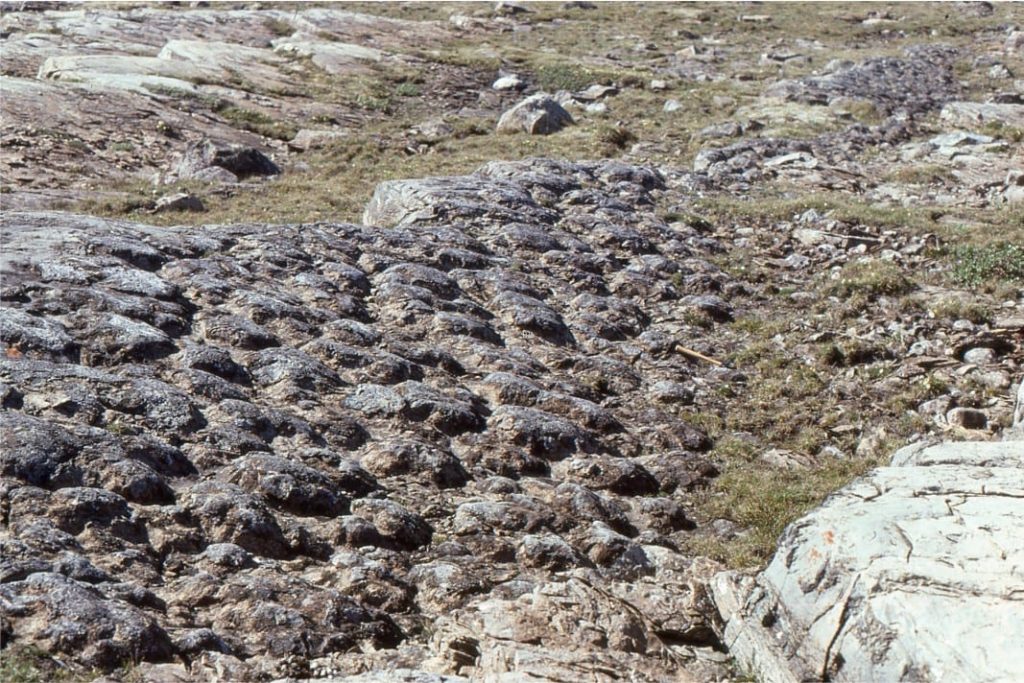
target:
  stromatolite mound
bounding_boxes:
[0,158,735,680]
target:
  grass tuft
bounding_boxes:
[928,297,993,324]
[0,646,90,683]
[820,260,915,299]
[950,243,1024,288]
[534,64,618,92]
[215,104,298,141]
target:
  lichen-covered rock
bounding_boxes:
[940,101,1024,129]
[170,138,281,182]
[765,46,959,115]
[0,572,174,669]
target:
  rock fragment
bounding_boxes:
[496,94,574,135]
[170,138,280,182]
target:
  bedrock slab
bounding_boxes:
[712,436,1024,683]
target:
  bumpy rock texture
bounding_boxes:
[0,159,733,680]
[3,4,1023,681]
[712,434,1024,683]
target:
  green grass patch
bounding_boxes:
[215,104,298,141]
[979,121,1024,143]
[883,164,954,185]
[533,63,621,92]
[0,646,90,683]
[596,122,636,150]
[695,193,939,233]
[927,296,993,324]
[689,455,883,567]
[949,243,1024,288]
[817,338,894,367]
[395,82,421,97]
[820,260,915,298]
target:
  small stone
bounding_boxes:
[496,94,574,135]
[414,118,455,140]
[153,192,204,213]
[759,448,817,470]
[962,347,996,365]
[492,74,526,91]
[975,370,1011,391]
[793,228,829,246]
[649,79,669,91]
[289,129,348,150]
[172,139,280,181]
[823,58,855,74]
[818,445,846,460]
[1007,30,1024,52]
[712,95,736,109]
[856,426,889,457]
[929,131,994,147]
[918,396,954,422]
[575,84,619,101]
[988,63,1012,79]
[201,543,254,568]
[946,407,988,430]
[494,1,531,15]
[663,99,682,112]
[190,166,239,184]
[650,381,694,405]
[1004,169,1024,204]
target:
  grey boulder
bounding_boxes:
[496,93,574,135]
[170,138,280,182]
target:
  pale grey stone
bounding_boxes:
[496,94,574,135]
[713,437,1024,682]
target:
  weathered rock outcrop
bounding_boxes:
[0,5,451,208]
[0,159,734,680]
[765,45,960,116]
[712,429,1024,683]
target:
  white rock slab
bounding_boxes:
[940,101,1024,129]
[272,36,386,75]
[713,438,1024,682]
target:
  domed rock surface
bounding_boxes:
[0,159,728,680]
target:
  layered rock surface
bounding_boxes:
[0,159,733,680]
[713,430,1024,683]
[0,5,450,207]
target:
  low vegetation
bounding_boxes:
[950,243,1024,288]
[820,260,915,298]
[0,647,92,683]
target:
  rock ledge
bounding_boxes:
[712,431,1024,682]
